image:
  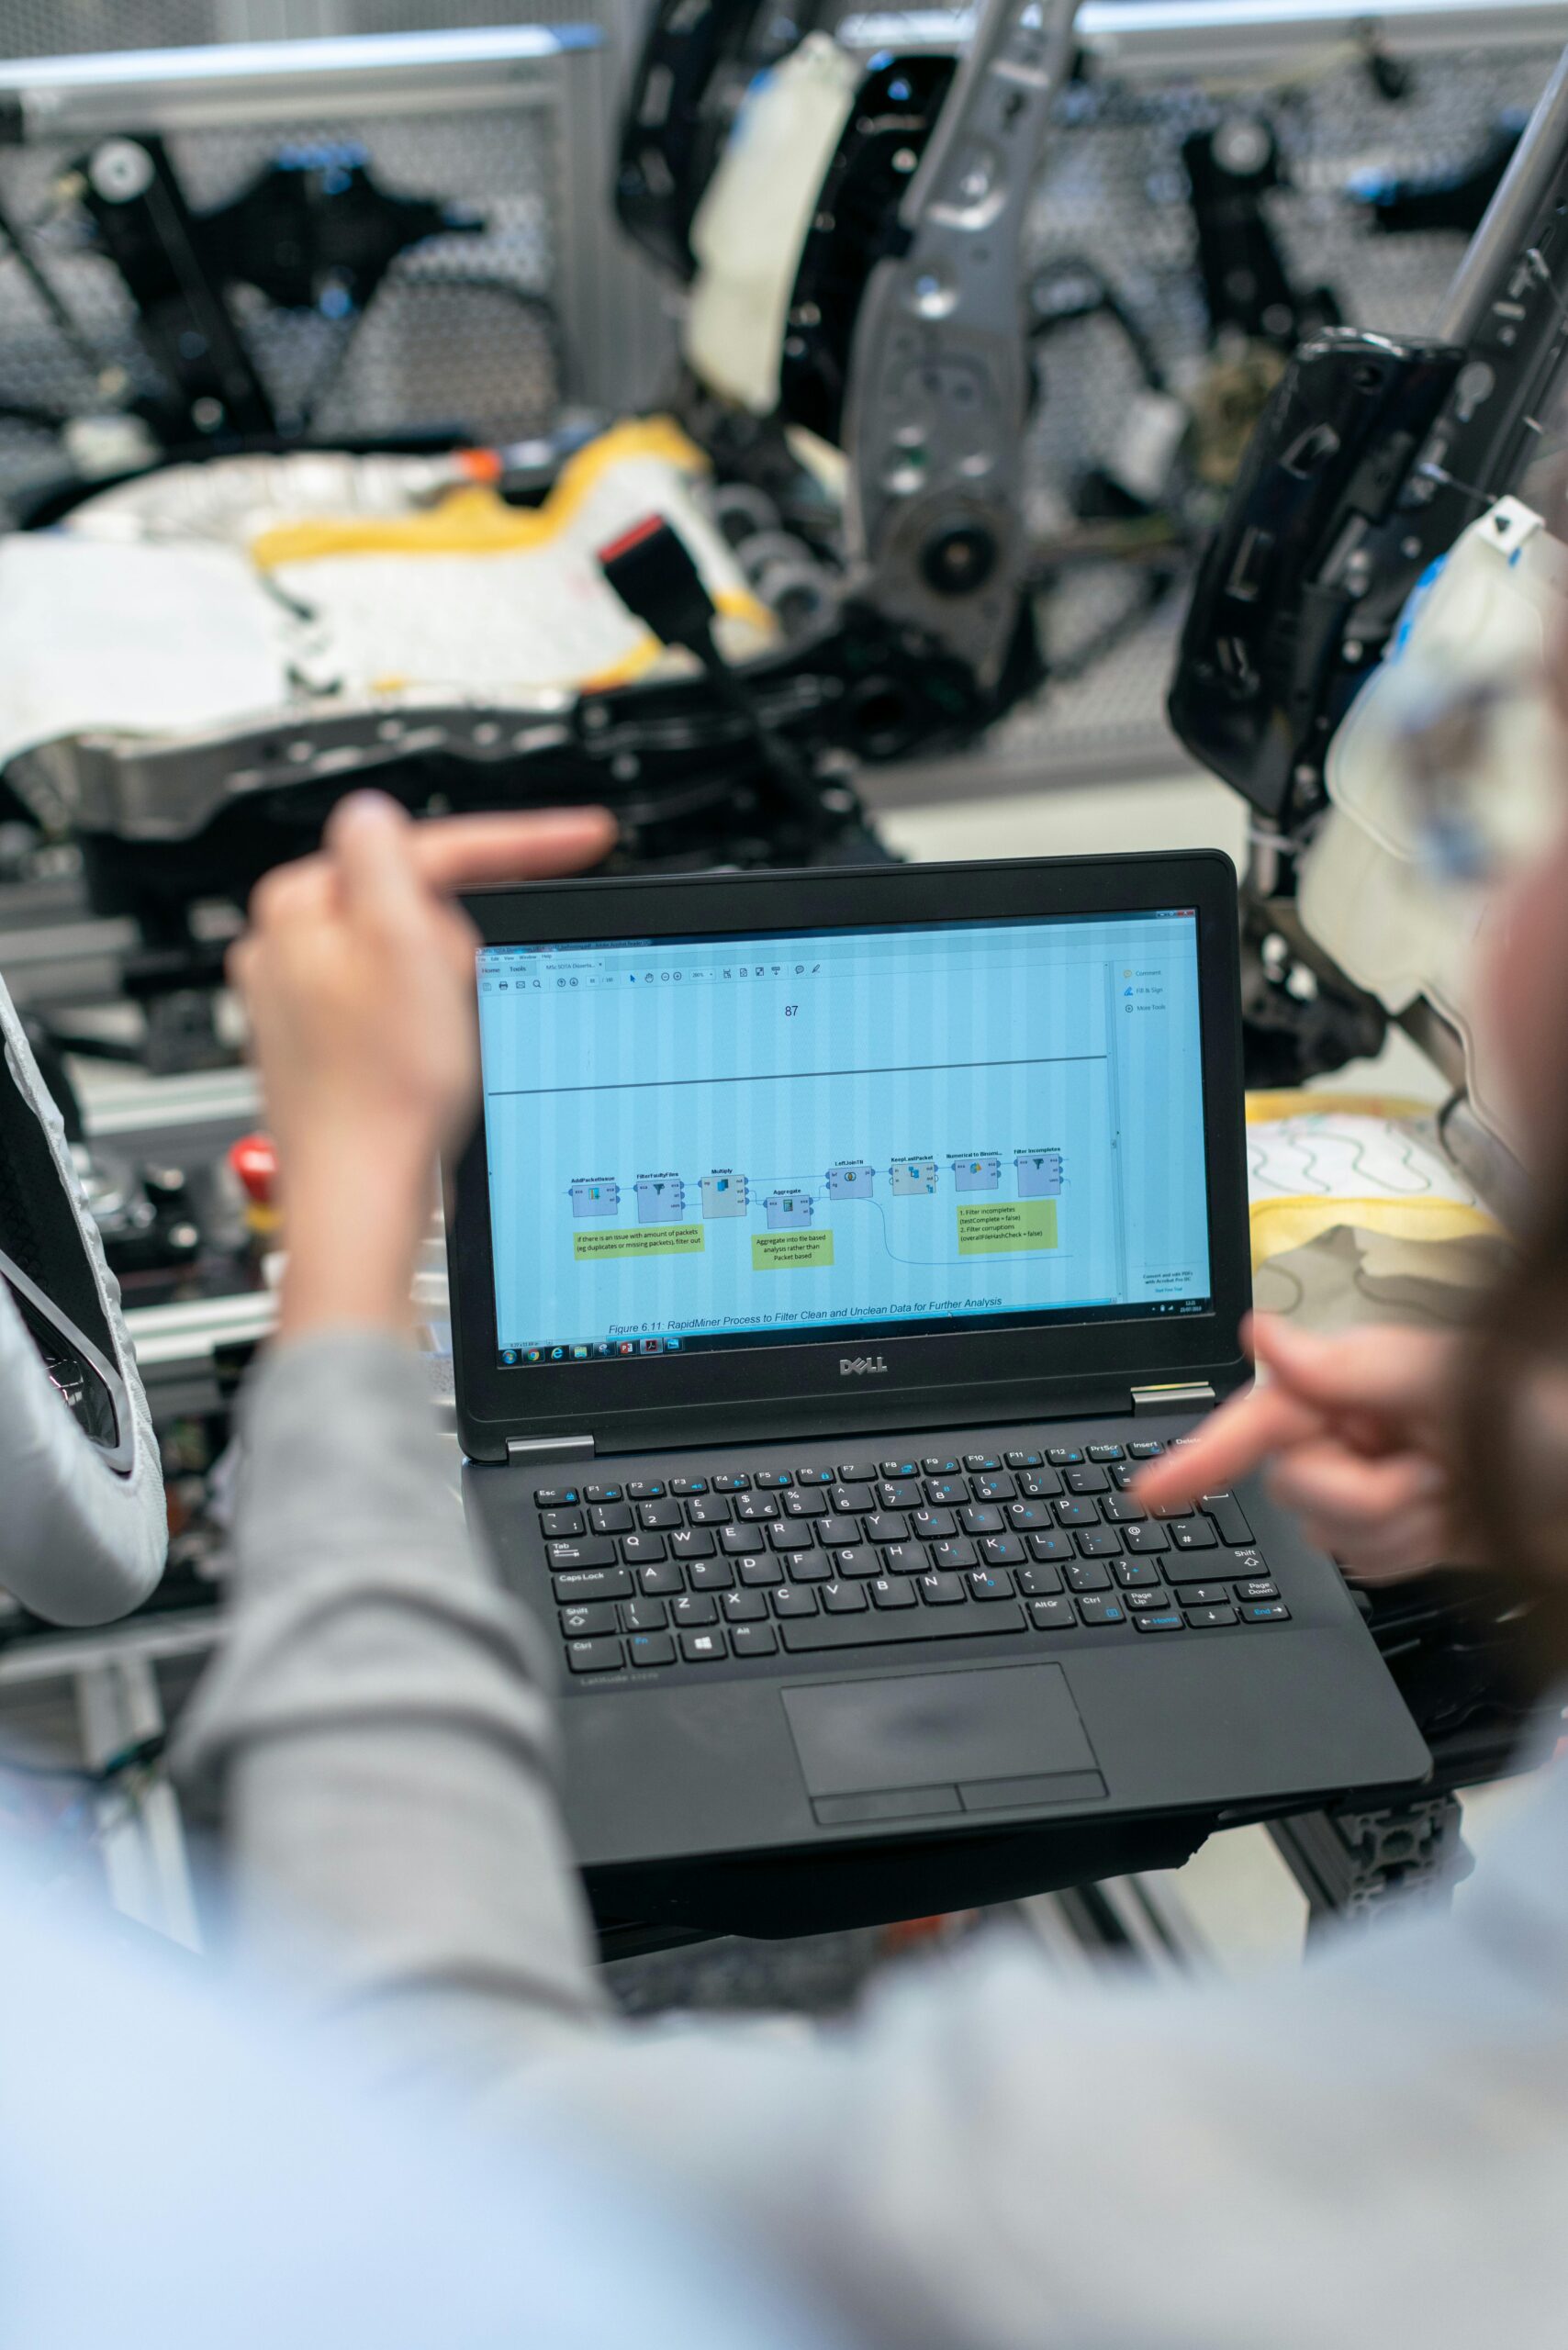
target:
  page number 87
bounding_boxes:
[785,1004,799,1017]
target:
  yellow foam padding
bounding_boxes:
[1245,1090,1439,1124]
[1247,1194,1500,1275]
[250,416,715,569]
[577,591,771,692]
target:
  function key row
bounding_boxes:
[533,1439,1173,1511]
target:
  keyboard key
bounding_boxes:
[719,1524,765,1555]
[1004,1450,1043,1469]
[1006,1502,1051,1530]
[1242,1602,1291,1624]
[1112,1558,1162,1589]
[560,1603,617,1638]
[1047,1447,1083,1467]
[836,1460,878,1482]
[584,1483,622,1504]
[920,1571,967,1606]
[878,1481,922,1511]
[738,1556,784,1586]
[1027,1531,1072,1563]
[923,1458,960,1476]
[794,1468,833,1487]
[670,1528,716,1561]
[638,1500,682,1530]
[1150,1500,1191,1520]
[1053,1501,1099,1529]
[627,1482,666,1501]
[926,1478,967,1507]
[622,1598,668,1631]
[980,1534,1025,1566]
[783,1550,830,1582]
[540,1509,584,1539]
[1112,1464,1138,1490]
[669,1477,708,1497]
[823,1581,868,1614]
[636,1561,682,1596]
[780,1603,1025,1655]
[817,1516,860,1548]
[972,1473,1016,1503]
[832,1483,874,1514]
[1236,1578,1280,1602]
[1018,1469,1064,1499]
[1165,1555,1239,1585]
[1087,1444,1125,1463]
[931,1538,978,1571]
[881,1543,929,1575]
[551,1567,632,1603]
[1065,1466,1109,1494]
[620,1534,667,1565]
[1125,1589,1171,1614]
[1066,1561,1111,1593]
[768,1519,812,1551]
[1077,1596,1126,1626]
[1132,1612,1182,1635]
[1174,1582,1230,1606]
[773,1586,819,1617]
[711,1473,750,1493]
[736,1494,779,1521]
[671,1592,718,1627]
[880,1459,919,1481]
[911,1508,957,1540]
[755,1471,792,1489]
[533,1486,578,1507]
[1185,1604,1238,1628]
[1203,1493,1255,1548]
[964,1453,1002,1472]
[870,1576,918,1609]
[547,1538,616,1572]
[681,1629,726,1662]
[1075,1528,1123,1559]
[1123,1523,1169,1555]
[1128,1441,1163,1460]
[721,1588,767,1622]
[833,1547,879,1579]
[687,1495,733,1526]
[1170,1518,1218,1550]
[863,1513,909,1546]
[1019,1563,1063,1596]
[688,1558,735,1591]
[960,1504,1003,1535]
[1029,1597,1075,1631]
[629,1632,675,1668]
[566,1638,622,1673]
[969,1569,1015,1601]
[782,1489,827,1518]
[588,1504,633,1536]
[731,1622,778,1657]
[1102,1496,1147,1524]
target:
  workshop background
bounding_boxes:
[0,0,1554,1998]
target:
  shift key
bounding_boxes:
[547,1537,616,1570]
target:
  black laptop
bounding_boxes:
[449,852,1429,1934]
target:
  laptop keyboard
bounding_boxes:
[533,1438,1288,1679]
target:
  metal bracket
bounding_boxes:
[1131,1382,1215,1414]
[1268,1792,1473,1933]
[506,1433,596,1465]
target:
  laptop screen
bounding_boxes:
[475,908,1212,1369]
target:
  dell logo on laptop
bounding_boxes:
[840,1355,889,1376]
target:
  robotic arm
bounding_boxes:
[0,977,165,1624]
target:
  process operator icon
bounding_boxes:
[1015,1153,1064,1199]
[953,1157,1001,1193]
[765,1190,814,1229]
[700,1172,748,1219]
[890,1158,939,1195]
[569,1179,621,1218]
[635,1176,686,1224]
[826,1165,874,1201]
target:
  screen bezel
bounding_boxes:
[448,853,1251,1460]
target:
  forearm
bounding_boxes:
[176,1329,610,2078]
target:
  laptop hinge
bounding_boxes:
[1131,1382,1215,1416]
[505,1433,596,1464]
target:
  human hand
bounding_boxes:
[229,793,616,1339]
[1133,1313,1470,1582]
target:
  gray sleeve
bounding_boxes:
[174,1329,610,2076]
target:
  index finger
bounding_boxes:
[1133,1380,1327,1510]
[407,807,618,894]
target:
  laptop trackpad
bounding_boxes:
[783,1664,1101,1818]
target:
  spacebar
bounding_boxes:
[781,1603,1025,1654]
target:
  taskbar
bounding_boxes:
[497,1294,1210,1369]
